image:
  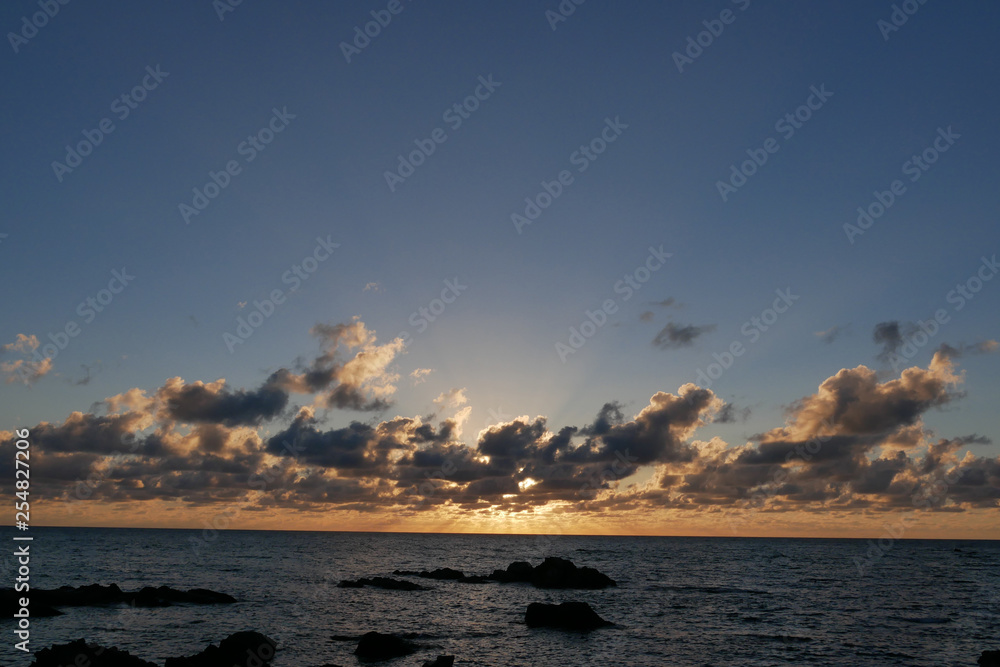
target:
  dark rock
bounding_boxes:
[531,557,616,589]
[419,568,465,580]
[980,650,1000,666]
[488,558,615,589]
[525,601,612,631]
[30,638,157,667]
[3,584,235,616]
[489,561,534,583]
[354,632,416,662]
[422,657,455,667]
[337,577,427,591]
[164,631,276,667]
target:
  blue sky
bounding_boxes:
[1,1,998,534]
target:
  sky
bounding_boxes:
[1,0,998,538]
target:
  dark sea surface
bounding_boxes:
[1,527,998,666]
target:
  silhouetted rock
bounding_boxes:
[532,557,616,589]
[420,568,465,580]
[980,650,1000,666]
[354,632,416,661]
[30,639,157,667]
[3,584,235,616]
[164,631,276,667]
[337,577,427,591]
[3,585,233,621]
[489,561,534,583]
[488,558,615,589]
[422,656,455,667]
[525,601,612,631]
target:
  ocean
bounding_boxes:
[2,527,998,666]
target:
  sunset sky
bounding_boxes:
[1,1,998,538]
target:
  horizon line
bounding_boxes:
[4,524,998,542]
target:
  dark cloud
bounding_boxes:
[639,311,654,322]
[873,321,906,361]
[158,377,288,427]
[652,322,715,349]
[715,403,751,423]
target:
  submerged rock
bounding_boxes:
[394,568,487,584]
[30,639,157,667]
[337,577,427,591]
[354,632,417,661]
[164,631,276,667]
[525,601,612,631]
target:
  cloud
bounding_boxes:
[935,340,999,360]
[873,321,911,362]
[269,318,404,411]
[639,311,654,322]
[1,334,53,385]
[715,402,751,423]
[650,298,677,308]
[815,324,848,344]
[2,357,53,385]
[363,282,383,293]
[410,368,433,385]
[434,387,468,409]
[1,331,996,521]
[652,322,716,349]
[2,334,39,355]
[157,377,289,427]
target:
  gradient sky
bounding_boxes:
[1,1,998,537]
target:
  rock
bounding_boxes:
[980,650,1000,666]
[164,631,276,667]
[422,657,455,667]
[30,638,157,667]
[337,577,427,591]
[525,601,612,631]
[488,558,615,589]
[531,557,616,589]
[489,561,534,583]
[419,568,465,580]
[395,568,486,584]
[3,584,236,616]
[354,632,416,662]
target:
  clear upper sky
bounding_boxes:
[1,1,997,535]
